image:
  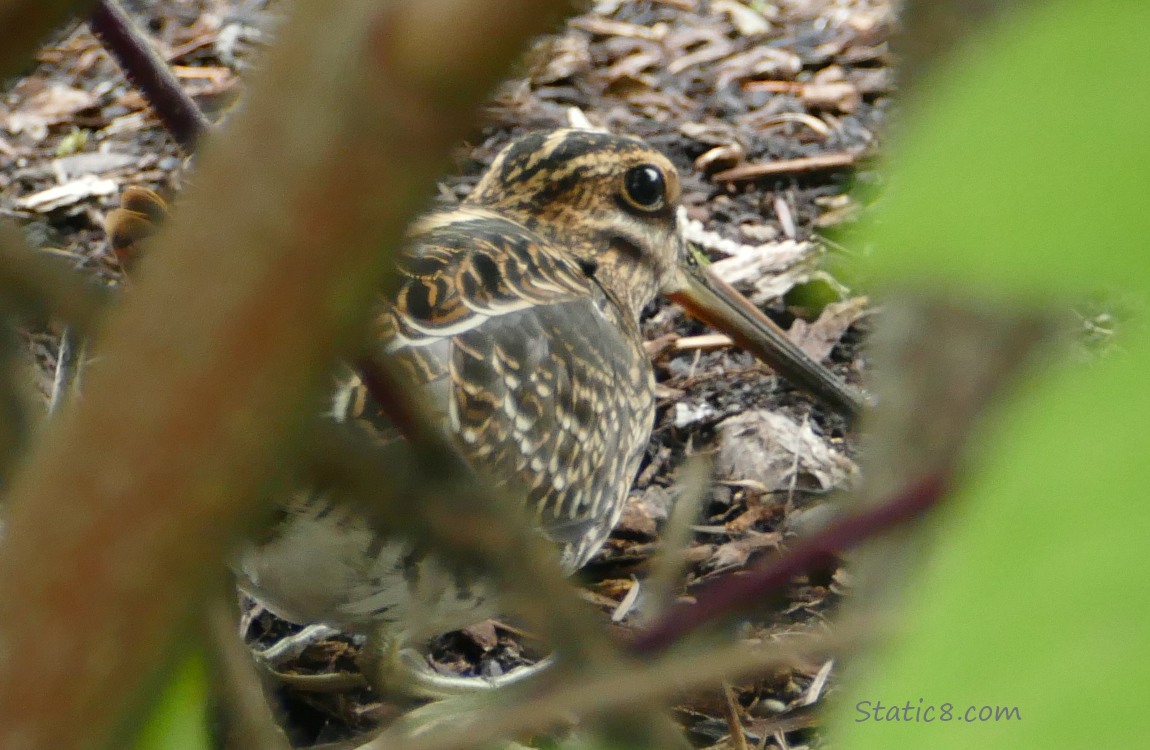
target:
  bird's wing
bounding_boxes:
[107,192,651,566]
[355,209,653,566]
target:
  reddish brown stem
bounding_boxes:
[631,471,951,654]
[88,0,210,151]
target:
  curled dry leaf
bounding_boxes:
[706,531,782,572]
[569,16,665,41]
[601,47,665,85]
[694,142,745,174]
[786,296,870,363]
[667,34,735,75]
[3,85,100,141]
[15,175,118,212]
[801,66,862,113]
[679,118,744,147]
[715,410,858,494]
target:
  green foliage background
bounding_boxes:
[832,1,1150,747]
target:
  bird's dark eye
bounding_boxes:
[622,164,667,211]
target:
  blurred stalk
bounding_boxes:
[48,327,80,414]
[0,324,29,486]
[895,0,1041,105]
[0,0,99,79]
[0,2,577,749]
[0,223,109,334]
[88,0,210,151]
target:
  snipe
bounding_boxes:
[107,128,862,693]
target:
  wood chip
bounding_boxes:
[712,0,772,36]
[15,175,117,212]
[569,17,665,41]
[674,333,733,351]
[712,151,860,182]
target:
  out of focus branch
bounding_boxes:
[88,0,210,151]
[372,622,870,750]
[0,223,110,332]
[631,471,950,655]
[895,0,1041,104]
[0,0,98,78]
[0,2,575,750]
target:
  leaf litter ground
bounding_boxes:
[0,0,892,746]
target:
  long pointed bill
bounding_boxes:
[666,261,867,421]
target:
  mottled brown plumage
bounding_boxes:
[106,129,858,648]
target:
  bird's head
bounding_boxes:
[470,128,865,419]
[469,128,688,319]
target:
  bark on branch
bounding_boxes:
[0,2,574,748]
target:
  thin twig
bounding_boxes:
[631,471,950,654]
[48,327,79,413]
[370,622,876,750]
[722,681,751,750]
[88,0,210,151]
[712,152,861,183]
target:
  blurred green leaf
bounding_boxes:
[832,1,1150,748]
[867,1,1150,298]
[133,652,210,750]
[835,337,1150,747]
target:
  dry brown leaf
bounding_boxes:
[707,531,781,571]
[801,66,862,113]
[787,296,869,362]
[667,36,735,75]
[460,621,499,651]
[602,47,664,84]
[15,175,118,212]
[3,85,99,141]
[694,142,745,174]
[715,410,857,494]
[616,499,659,538]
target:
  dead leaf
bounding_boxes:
[787,296,869,362]
[616,499,659,538]
[801,66,861,113]
[460,621,499,651]
[694,142,745,174]
[528,34,592,84]
[3,85,99,141]
[15,175,118,212]
[668,39,735,76]
[707,531,781,570]
[714,47,801,88]
[715,410,857,494]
